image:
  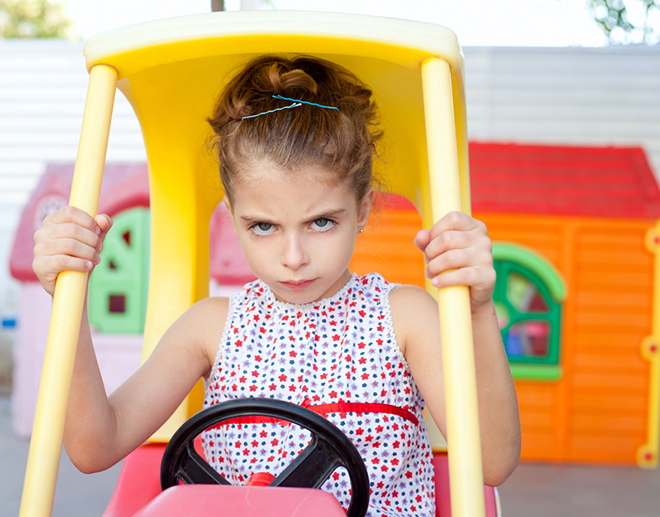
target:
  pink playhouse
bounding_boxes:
[9,162,255,437]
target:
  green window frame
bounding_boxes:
[88,208,151,334]
[492,242,566,381]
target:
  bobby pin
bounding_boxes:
[272,95,338,111]
[242,94,338,120]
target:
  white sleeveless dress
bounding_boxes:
[202,273,435,517]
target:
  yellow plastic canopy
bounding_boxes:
[20,11,482,517]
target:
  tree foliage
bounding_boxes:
[586,0,660,43]
[0,0,71,38]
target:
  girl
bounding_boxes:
[33,55,520,516]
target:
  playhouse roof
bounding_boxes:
[10,163,150,282]
[469,142,660,219]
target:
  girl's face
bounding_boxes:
[227,160,373,305]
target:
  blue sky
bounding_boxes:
[62,0,608,46]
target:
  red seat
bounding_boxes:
[105,445,500,516]
[133,485,347,517]
[103,443,165,517]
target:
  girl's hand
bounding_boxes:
[33,206,113,296]
[414,211,495,314]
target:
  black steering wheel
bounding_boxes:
[160,398,370,517]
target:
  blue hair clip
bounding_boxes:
[242,94,338,120]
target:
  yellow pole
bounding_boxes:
[420,57,485,517]
[19,64,117,517]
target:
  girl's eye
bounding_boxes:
[311,218,335,231]
[251,222,275,236]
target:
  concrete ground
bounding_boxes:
[499,461,660,516]
[2,395,659,516]
[0,396,122,517]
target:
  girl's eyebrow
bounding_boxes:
[238,208,347,225]
[306,208,346,222]
[239,214,273,225]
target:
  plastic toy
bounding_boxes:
[19,11,496,517]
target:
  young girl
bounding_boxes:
[33,55,520,516]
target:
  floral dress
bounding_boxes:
[202,273,435,517]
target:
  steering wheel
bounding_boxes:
[160,397,370,517]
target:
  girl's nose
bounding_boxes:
[281,234,309,270]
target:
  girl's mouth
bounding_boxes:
[280,279,315,290]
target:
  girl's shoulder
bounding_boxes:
[183,296,231,364]
[188,295,231,317]
[389,283,440,357]
[183,295,231,336]
[389,283,438,311]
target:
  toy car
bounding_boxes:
[20,11,499,516]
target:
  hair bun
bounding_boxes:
[269,63,318,96]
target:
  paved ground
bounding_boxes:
[500,461,660,516]
[2,395,659,516]
[0,396,121,517]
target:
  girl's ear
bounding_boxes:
[357,187,376,233]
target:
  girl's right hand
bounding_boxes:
[32,206,113,296]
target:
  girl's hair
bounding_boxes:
[208,55,381,203]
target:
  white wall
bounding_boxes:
[1,40,659,320]
[463,45,660,172]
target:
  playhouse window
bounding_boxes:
[88,208,150,334]
[492,243,566,381]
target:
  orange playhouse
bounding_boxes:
[357,141,660,467]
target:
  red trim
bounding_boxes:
[210,402,418,428]
[308,402,418,426]
[217,416,288,426]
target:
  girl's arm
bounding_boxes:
[391,211,521,486]
[33,207,226,473]
[65,296,226,473]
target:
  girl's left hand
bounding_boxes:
[414,211,496,314]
